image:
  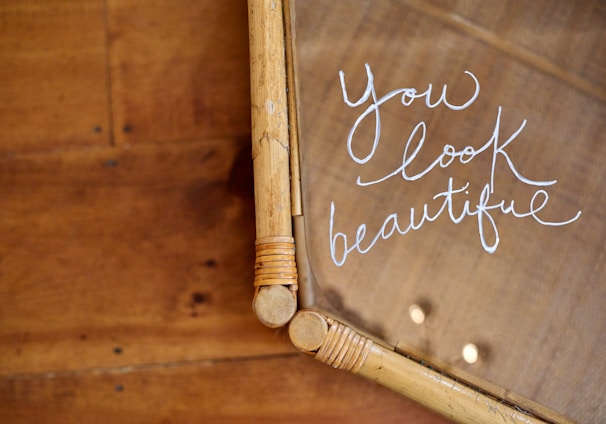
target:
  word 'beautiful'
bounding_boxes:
[330,64,581,267]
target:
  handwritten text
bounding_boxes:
[330,64,581,266]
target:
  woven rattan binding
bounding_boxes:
[315,317,374,374]
[254,236,298,288]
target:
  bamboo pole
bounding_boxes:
[283,0,302,218]
[289,310,570,424]
[248,0,297,328]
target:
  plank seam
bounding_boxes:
[2,352,300,380]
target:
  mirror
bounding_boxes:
[289,1,605,422]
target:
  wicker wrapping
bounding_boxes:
[315,317,373,374]
[254,236,298,288]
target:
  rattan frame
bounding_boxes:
[247,1,572,423]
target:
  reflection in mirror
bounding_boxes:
[290,1,605,422]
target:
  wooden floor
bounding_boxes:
[0,1,449,422]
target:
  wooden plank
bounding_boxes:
[0,140,293,376]
[0,355,451,423]
[0,0,110,153]
[108,0,252,146]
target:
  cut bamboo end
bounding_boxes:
[288,310,328,352]
[253,285,297,328]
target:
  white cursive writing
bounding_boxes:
[339,63,480,165]
[329,64,582,267]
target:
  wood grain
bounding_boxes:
[0,140,293,376]
[0,355,450,424]
[107,0,252,146]
[0,0,109,153]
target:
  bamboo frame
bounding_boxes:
[247,1,573,422]
[248,0,297,328]
[288,310,569,424]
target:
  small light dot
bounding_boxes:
[462,343,479,364]
[408,304,426,324]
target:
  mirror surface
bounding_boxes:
[291,1,605,422]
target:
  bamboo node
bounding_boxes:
[254,236,298,288]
